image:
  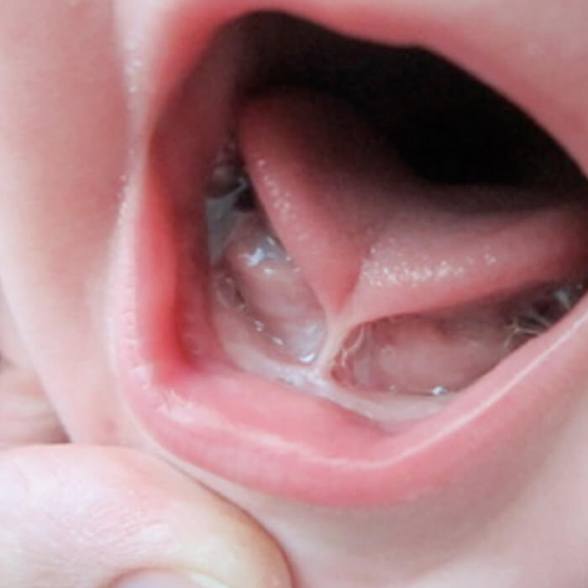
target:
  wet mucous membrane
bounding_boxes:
[205,147,587,425]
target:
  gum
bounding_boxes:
[331,283,584,395]
[212,209,327,365]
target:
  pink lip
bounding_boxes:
[112,0,588,506]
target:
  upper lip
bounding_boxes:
[111,0,588,506]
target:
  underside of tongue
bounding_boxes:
[238,88,588,319]
[210,88,588,404]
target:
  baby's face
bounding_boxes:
[2,1,588,586]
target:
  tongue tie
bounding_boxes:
[207,88,588,409]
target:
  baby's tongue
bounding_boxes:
[212,89,587,399]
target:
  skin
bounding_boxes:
[1,1,588,587]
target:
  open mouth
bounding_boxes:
[115,5,588,506]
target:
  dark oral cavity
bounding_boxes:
[201,74,588,426]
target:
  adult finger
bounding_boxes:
[0,445,292,588]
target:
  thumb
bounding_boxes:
[0,445,292,588]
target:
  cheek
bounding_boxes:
[0,1,129,439]
[0,290,66,445]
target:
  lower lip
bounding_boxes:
[112,160,588,507]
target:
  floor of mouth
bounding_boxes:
[205,160,587,422]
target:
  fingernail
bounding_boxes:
[115,570,228,588]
